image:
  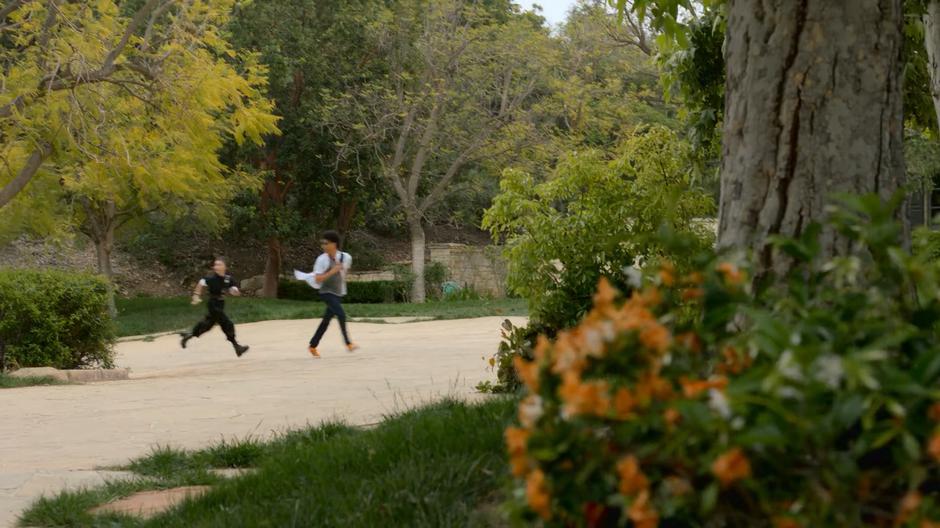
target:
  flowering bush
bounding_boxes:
[507,196,940,526]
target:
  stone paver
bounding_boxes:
[88,485,211,519]
[0,316,520,528]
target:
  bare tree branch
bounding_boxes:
[0,0,168,118]
[0,142,52,209]
[0,0,26,21]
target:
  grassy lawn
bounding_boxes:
[19,397,516,527]
[0,374,65,389]
[115,296,527,337]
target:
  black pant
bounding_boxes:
[310,293,350,347]
[192,299,238,345]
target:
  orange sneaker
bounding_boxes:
[308,346,321,358]
[347,343,359,352]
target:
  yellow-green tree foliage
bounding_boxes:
[0,0,279,242]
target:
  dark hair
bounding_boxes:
[322,230,341,246]
[213,256,228,265]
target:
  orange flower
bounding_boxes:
[719,345,752,375]
[526,469,552,520]
[681,288,704,301]
[929,402,940,422]
[676,332,702,353]
[628,489,659,528]
[639,286,662,307]
[897,491,922,526]
[635,371,674,405]
[659,262,676,287]
[928,433,940,462]
[773,517,802,528]
[558,373,610,417]
[594,277,618,308]
[613,387,636,420]
[533,334,551,363]
[617,455,649,495]
[921,521,940,528]
[717,262,744,285]
[684,271,704,285]
[505,427,531,477]
[680,376,728,398]
[639,322,671,354]
[711,447,751,487]
[551,333,588,375]
[514,355,540,392]
[663,407,681,427]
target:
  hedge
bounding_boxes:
[278,279,408,304]
[0,269,115,370]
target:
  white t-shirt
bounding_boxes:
[312,251,352,295]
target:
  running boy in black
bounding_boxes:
[180,258,249,357]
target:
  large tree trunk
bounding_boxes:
[925,1,940,133]
[258,173,291,298]
[336,196,358,237]
[83,199,118,317]
[261,236,282,298]
[718,0,906,277]
[407,214,427,304]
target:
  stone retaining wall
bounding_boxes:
[428,243,508,298]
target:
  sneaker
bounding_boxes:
[346,343,359,352]
[234,344,249,357]
[308,346,321,358]
[180,332,192,349]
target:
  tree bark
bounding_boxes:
[336,192,358,237]
[407,213,427,304]
[718,0,906,276]
[0,142,50,209]
[82,199,118,317]
[261,236,282,298]
[925,1,940,134]
[258,168,291,299]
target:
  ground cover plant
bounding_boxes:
[19,398,516,527]
[506,197,940,526]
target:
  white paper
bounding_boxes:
[293,269,317,288]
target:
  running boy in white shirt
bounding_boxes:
[308,230,357,358]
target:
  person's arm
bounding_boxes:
[314,257,342,283]
[192,279,206,305]
[229,278,241,297]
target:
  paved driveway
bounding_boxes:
[0,316,521,527]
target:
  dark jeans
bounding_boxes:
[310,293,350,347]
[192,299,238,345]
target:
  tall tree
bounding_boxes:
[1,0,171,209]
[717,0,905,276]
[1,1,278,313]
[227,0,384,297]
[323,0,554,302]
[622,0,906,276]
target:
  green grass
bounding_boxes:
[0,374,65,389]
[115,296,527,337]
[19,397,517,527]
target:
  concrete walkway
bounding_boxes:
[0,316,522,527]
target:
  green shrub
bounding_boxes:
[391,262,450,301]
[278,278,407,304]
[443,284,488,302]
[507,195,940,526]
[914,226,940,261]
[0,269,115,369]
[477,320,549,394]
[484,126,715,332]
[346,280,408,303]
